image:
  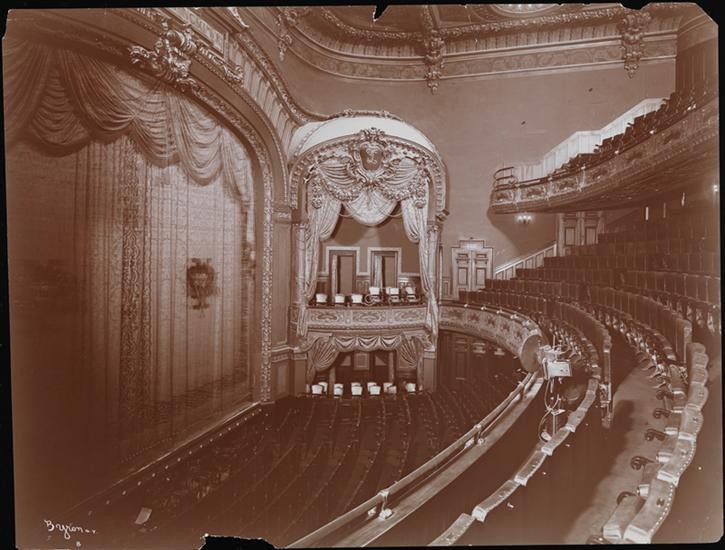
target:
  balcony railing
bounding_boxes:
[305,303,428,333]
[491,83,718,213]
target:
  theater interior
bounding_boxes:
[3,3,721,548]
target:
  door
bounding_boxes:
[451,239,493,295]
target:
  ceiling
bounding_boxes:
[323,4,614,34]
[261,3,697,92]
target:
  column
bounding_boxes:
[328,365,336,395]
[427,223,440,300]
[388,350,395,383]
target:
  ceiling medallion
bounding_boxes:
[619,11,652,78]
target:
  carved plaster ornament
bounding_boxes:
[276,7,311,60]
[423,29,445,94]
[129,18,199,90]
[308,128,428,210]
[618,11,651,78]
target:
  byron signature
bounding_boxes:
[44,519,96,540]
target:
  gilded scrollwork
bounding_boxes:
[129,18,199,90]
[307,128,429,209]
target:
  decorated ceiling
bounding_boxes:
[245,3,700,93]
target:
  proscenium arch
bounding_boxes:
[10,9,290,402]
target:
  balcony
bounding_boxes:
[304,304,428,336]
[439,301,544,370]
[491,87,718,213]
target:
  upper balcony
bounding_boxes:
[490,83,719,213]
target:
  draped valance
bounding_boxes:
[3,37,252,204]
[295,126,445,339]
[303,333,427,383]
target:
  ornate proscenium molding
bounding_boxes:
[129,18,199,90]
[276,7,311,60]
[129,14,244,90]
[619,11,652,78]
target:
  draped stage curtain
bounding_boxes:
[4,38,255,467]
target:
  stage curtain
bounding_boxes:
[3,37,251,203]
[4,38,255,470]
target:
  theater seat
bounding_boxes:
[311,384,323,395]
[351,385,363,397]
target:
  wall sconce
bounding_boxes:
[516,213,533,225]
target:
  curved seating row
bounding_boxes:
[432,306,605,545]
[600,343,710,543]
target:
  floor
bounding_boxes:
[562,341,666,542]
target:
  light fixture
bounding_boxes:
[516,213,533,225]
[713,184,719,194]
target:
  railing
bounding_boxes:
[289,372,542,547]
[490,85,718,213]
[432,374,601,546]
[305,303,428,332]
[493,242,557,280]
[61,402,262,524]
[600,344,710,543]
[502,98,665,183]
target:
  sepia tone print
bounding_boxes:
[3,4,720,549]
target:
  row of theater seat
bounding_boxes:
[519,248,719,277]
[601,204,716,239]
[539,82,715,181]
[74,367,527,548]
[307,380,417,397]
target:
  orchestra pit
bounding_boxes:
[3,4,721,548]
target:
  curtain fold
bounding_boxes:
[304,333,427,381]
[4,38,251,200]
[4,38,255,466]
[299,139,438,338]
[306,337,339,383]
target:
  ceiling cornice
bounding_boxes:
[244,6,681,88]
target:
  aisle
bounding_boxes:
[562,343,666,543]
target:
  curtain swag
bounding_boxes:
[3,37,252,204]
